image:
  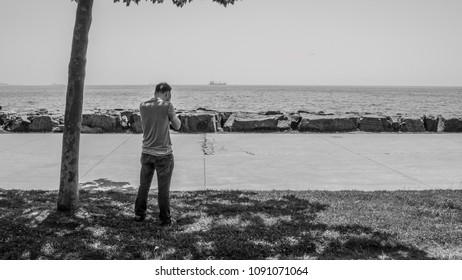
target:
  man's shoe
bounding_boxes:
[134,215,145,222]
[159,218,176,227]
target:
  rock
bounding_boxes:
[194,109,232,130]
[316,111,335,116]
[297,110,316,114]
[217,112,233,129]
[437,115,445,132]
[120,110,134,118]
[52,125,64,133]
[385,116,401,132]
[30,115,53,132]
[298,114,359,132]
[49,114,64,125]
[399,116,426,132]
[283,113,301,130]
[223,112,282,132]
[423,114,438,132]
[82,113,121,132]
[130,113,143,133]
[119,111,142,133]
[0,111,7,126]
[27,108,48,117]
[178,112,218,133]
[121,115,129,128]
[382,116,394,132]
[120,111,133,128]
[358,115,393,132]
[438,116,462,132]
[262,110,284,115]
[119,111,132,129]
[100,110,126,132]
[7,116,30,132]
[102,109,122,117]
[36,108,48,115]
[81,125,104,134]
[276,119,292,131]
[290,114,302,130]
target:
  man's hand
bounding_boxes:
[170,111,181,130]
[165,91,172,102]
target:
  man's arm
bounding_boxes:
[170,114,181,130]
[168,103,181,130]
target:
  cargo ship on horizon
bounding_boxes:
[209,81,227,86]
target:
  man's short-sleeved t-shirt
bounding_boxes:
[140,97,176,156]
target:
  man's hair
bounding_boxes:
[155,82,171,94]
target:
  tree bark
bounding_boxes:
[57,0,93,211]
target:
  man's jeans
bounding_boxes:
[135,153,174,222]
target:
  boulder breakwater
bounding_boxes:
[1,107,461,133]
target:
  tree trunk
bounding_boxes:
[57,0,93,211]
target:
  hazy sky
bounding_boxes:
[1,0,461,86]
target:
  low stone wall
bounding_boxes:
[1,107,461,133]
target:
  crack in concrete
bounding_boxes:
[201,134,209,190]
[202,134,215,155]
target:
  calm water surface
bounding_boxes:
[1,85,461,116]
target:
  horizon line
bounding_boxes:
[2,83,462,88]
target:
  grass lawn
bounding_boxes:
[1,187,461,260]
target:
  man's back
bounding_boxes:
[140,97,175,156]
[135,82,181,225]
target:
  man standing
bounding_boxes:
[135,82,181,226]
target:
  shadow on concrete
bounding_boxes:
[80,178,136,192]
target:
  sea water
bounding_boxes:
[0,85,461,116]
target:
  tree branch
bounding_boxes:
[71,0,237,7]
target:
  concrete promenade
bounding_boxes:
[0,132,461,191]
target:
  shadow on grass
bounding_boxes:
[0,182,432,260]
